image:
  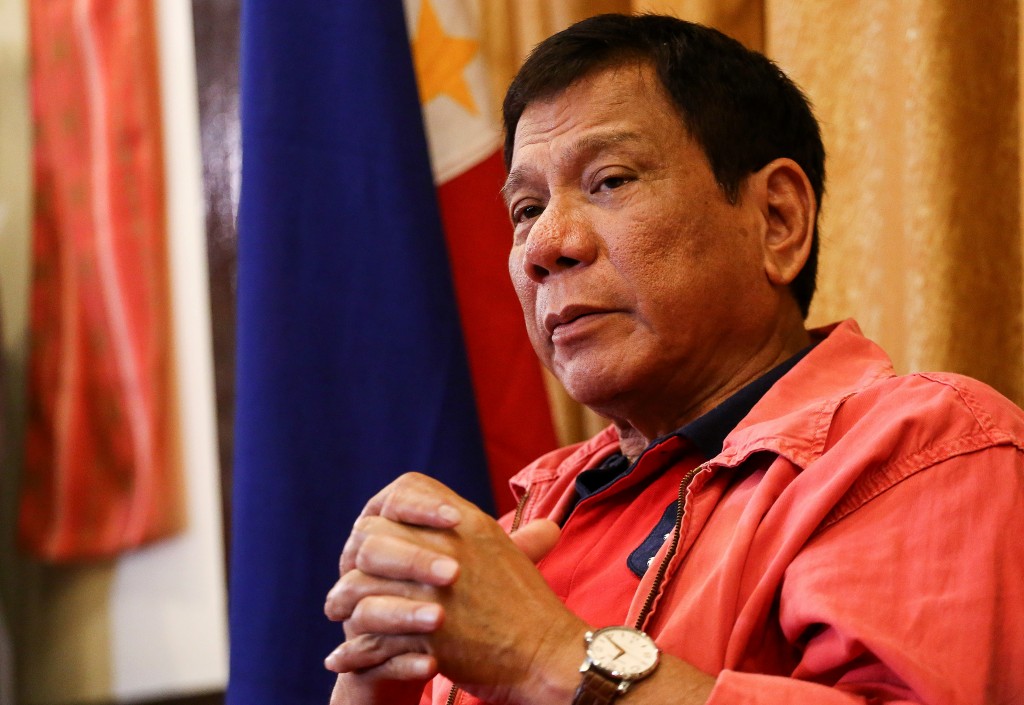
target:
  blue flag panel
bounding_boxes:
[229,2,493,703]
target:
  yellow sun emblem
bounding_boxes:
[410,0,480,115]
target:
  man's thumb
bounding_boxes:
[510,519,560,563]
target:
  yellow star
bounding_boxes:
[410,0,480,115]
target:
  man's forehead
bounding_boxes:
[518,62,659,125]
[533,56,657,105]
[507,63,675,155]
[515,127,650,160]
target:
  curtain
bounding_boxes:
[770,1,1022,404]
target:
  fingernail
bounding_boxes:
[409,655,434,677]
[437,504,461,524]
[414,603,441,627]
[430,556,458,582]
[324,649,341,672]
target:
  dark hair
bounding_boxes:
[502,14,825,318]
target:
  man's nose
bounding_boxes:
[521,202,597,282]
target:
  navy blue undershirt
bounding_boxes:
[568,343,815,577]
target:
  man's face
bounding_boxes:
[505,63,779,430]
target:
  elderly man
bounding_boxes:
[323,14,1024,705]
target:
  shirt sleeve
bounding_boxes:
[706,445,1024,705]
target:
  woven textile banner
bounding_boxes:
[20,0,180,562]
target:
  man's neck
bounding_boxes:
[613,323,812,461]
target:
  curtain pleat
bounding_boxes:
[771,1,1023,404]
[636,0,763,48]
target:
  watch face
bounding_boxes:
[587,626,660,679]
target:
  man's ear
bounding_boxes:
[752,158,816,287]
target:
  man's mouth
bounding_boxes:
[544,305,612,338]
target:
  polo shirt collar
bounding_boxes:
[678,343,814,460]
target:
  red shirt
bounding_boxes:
[428,320,1024,704]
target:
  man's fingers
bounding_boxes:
[346,595,444,636]
[339,513,460,578]
[354,533,460,586]
[325,571,438,622]
[510,519,561,563]
[325,633,437,678]
[361,473,463,528]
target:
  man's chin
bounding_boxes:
[555,369,631,414]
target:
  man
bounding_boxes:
[323,14,1024,705]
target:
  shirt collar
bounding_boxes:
[576,342,817,501]
[675,343,816,459]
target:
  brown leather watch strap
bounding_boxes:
[571,668,622,705]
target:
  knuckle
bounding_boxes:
[381,473,433,513]
[353,541,375,573]
[385,473,418,497]
[362,633,387,657]
[352,515,380,535]
[348,596,379,628]
[324,594,344,621]
[339,535,360,573]
[354,533,393,572]
[332,573,362,610]
[409,545,436,573]
[378,492,405,520]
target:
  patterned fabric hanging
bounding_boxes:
[19,0,182,561]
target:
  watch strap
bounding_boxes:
[571,667,622,705]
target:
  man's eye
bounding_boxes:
[513,204,543,223]
[596,175,632,191]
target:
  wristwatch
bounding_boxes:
[571,626,660,705]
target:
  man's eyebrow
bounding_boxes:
[500,130,648,205]
[500,170,529,207]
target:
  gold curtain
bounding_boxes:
[771,1,1022,405]
[481,0,1023,446]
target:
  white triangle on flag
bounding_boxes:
[404,0,502,185]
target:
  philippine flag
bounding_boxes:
[229,2,557,703]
